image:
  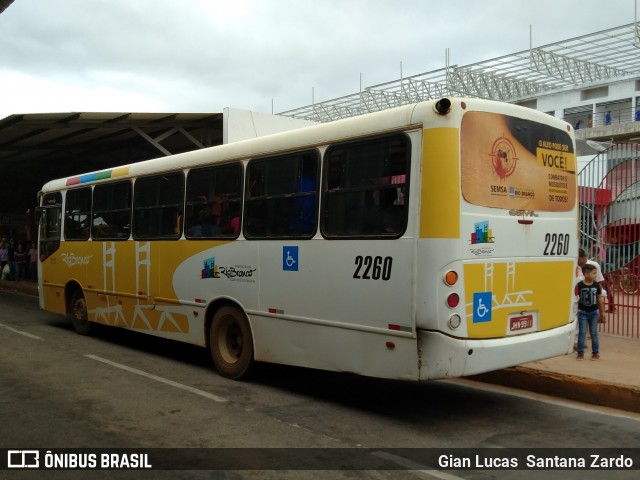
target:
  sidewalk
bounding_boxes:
[0,279,38,296]
[471,334,640,413]
[2,279,639,413]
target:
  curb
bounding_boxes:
[0,280,38,297]
[471,366,640,414]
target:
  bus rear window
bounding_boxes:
[461,112,576,211]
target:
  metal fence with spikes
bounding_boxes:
[579,143,640,337]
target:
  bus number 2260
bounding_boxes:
[543,233,570,255]
[353,256,393,281]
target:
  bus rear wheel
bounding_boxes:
[209,306,254,379]
[69,289,93,335]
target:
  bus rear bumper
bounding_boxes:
[417,322,575,380]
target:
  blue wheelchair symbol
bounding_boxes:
[473,292,492,323]
[283,246,298,271]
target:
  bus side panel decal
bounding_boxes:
[420,128,460,239]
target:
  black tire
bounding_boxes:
[209,306,254,379]
[69,289,93,335]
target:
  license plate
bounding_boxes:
[510,314,533,332]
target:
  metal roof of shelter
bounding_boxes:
[279,23,640,123]
[0,111,222,217]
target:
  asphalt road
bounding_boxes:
[1,290,639,480]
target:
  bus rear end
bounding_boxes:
[415,99,577,379]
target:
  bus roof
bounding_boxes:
[41,98,572,193]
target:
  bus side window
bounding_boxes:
[185,163,243,239]
[93,181,132,240]
[322,134,410,238]
[39,192,63,261]
[133,173,184,239]
[64,187,91,240]
[245,151,319,239]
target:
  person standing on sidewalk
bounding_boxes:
[0,239,8,277]
[14,243,27,282]
[28,242,38,281]
[578,248,611,315]
[6,238,15,281]
[575,263,605,360]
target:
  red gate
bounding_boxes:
[579,143,640,338]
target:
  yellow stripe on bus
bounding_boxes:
[420,128,460,239]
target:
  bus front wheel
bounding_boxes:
[209,306,254,379]
[69,289,92,335]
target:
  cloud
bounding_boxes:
[0,70,165,113]
[0,0,637,118]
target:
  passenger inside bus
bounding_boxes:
[288,174,316,235]
[188,196,220,237]
[220,216,240,236]
[65,216,89,240]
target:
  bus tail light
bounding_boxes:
[444,271,458,286]
[446,293,460,308]
[448,314,461,330]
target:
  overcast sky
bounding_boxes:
[0,0,637,119]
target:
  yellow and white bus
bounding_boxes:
[37,97,577,381]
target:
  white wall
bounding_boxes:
[534,78,639,119]
[223,108,317,144]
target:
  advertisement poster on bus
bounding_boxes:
[461,112,576,211]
